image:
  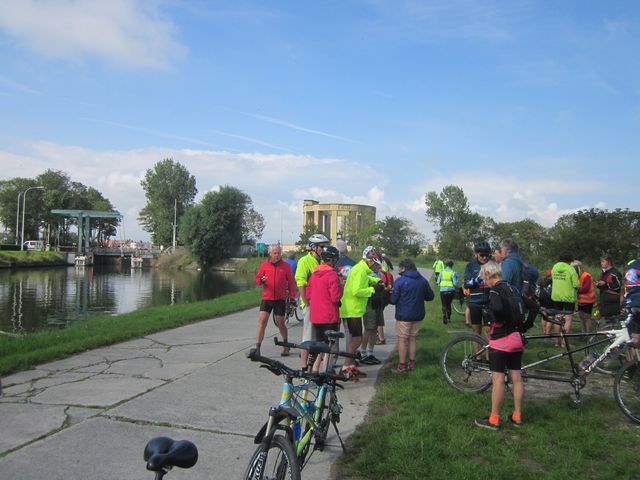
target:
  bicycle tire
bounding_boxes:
[587,334,626,375]
[452,300,466,316]
[440,334,492,393]
[294,303,302,322]
[243,434,301,480]
[613,361,640,424]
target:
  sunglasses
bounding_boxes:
[478,253,490,258]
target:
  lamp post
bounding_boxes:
[15,191,23,245]
[172,198,177,252]
[20,186,44,251]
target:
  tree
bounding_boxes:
[180,186,253,267]
[242,207,265,245]
[425,185,484,259]
[295,223,326,253]
[139,159,197,245]
[488,219,548,265]
[377,216,424,257]
[546,209,640,265]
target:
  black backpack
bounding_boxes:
[494,282,526,330]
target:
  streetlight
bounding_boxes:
[20,186,44,251]
[15,191,23,245]
[172,198,177,252]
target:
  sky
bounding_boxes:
[0,0,639,246]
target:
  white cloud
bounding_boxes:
[0,0,186,69]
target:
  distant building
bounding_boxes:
[302,199,376,245]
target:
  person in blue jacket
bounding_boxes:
[498,238,523,292]
[390,258,435,373]
[464,241,492,337]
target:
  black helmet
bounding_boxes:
[320,245,340,264]
[473,241,491,254]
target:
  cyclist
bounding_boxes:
[597,255,623,320]
[390,258,434,373]
[339,246,382,379]
[433,257,445,282]
[551,251,579,346]
[437,259,459,324]
[623,256,640,345]
[498,238,523,292]
[254,244,296,356]
[464,241,492,339]
[295,233,330,368]
[475,260,524,430]
[573,260,596,334]
[306,245,343,371]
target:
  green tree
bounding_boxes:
[180,186,252,268]
[378,216,424,257]
[546,208,640,265]
[139,159,197,246]
[488,218,548,264]
[295,223,326,253]
[0,177,40,242]
[242,207,265,245]
[425,185,484,259]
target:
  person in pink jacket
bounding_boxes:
[255,244,296,356]
[306,246,343,371]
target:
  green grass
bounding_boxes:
[336,277,640,480]
[0,288,261,375]
[0,250,67,267]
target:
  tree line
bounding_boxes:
[425,185,640,267]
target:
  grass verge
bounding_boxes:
[336,274,640,480]
[0,251,67,267]
[0,288,261,375]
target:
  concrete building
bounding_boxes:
[302,199,376,245]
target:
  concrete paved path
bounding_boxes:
[0,277,420,480]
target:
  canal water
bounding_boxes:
[0,266,252,334]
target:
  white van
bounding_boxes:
[23,240,45,251]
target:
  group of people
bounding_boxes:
[254,235,434,379]
[435,239,640,431]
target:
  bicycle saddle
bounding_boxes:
[144,436,198,471]
[300,340,331,354]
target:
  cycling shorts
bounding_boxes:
[469,305,485,325]
[577,303,594,315]
[489,348,522,372]
[312,322,341,343]
[260,300,286,316]
[343,317,363,338]
[553,301,575,313]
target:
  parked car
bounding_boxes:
[23,240,45,251]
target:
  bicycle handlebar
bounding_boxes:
[273,337,357,359]
[247,348,348,383]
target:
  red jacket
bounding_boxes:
[306,264,343,324]
[255,260,296,301]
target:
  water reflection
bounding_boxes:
[0,266,251,333]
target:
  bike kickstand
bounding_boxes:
[332,419,347,453]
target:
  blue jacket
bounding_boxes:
[390,269,435,322]
[464,259,490,306]
[501,252,523,292]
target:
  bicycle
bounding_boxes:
[439,308,640,424]
[451,287,466,316]
[243,333,353,480]
[284,294,302,325]
[143,436,198,480]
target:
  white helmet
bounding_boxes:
[308,233,330,248]
[362,246,383,266]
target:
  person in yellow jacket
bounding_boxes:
[551,251,580,346]
[295,233,330,368]
[339,246,382,379]
[437,259,459,324]
[433,258,445,282]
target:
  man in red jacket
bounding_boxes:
[255,244,296,356]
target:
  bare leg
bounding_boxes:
[490,371,505,419]
[274,315,288,341]
[397,336,407,364]
[408,336,417,363]
[256,310,270,344]
[377,325,385,342]
[510,370,524,415]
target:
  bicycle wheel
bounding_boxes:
[587,335,626,375]
[613,361,640,424]
[452,299,466,316]
[294,303,302,322]
[440,334,491,393]
[243,434,301,480]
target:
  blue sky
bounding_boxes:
[0,0,638,245]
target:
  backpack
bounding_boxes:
[494,282,526,331]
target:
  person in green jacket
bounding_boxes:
[339,246,382,379]
[433,258,445,282]
[295,233,330,368]
[551,251,580,346]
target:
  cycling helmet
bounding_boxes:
[320,245,340,264]
[473,241,491,254]
[308,233,330,248]
[362,246,383,266]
